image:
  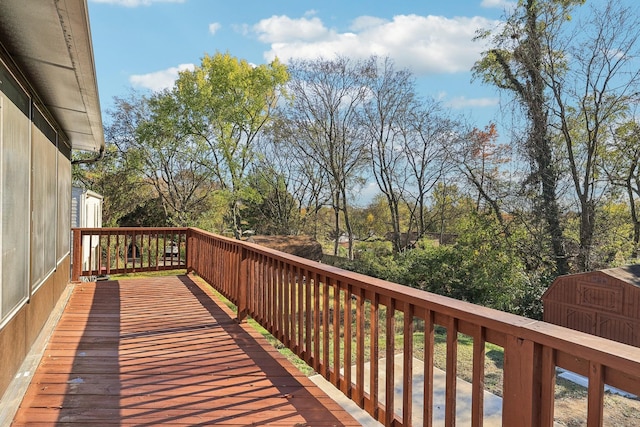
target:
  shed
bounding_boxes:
[542,265,640,347]
[72,187,103,229]
[71,187,103,273]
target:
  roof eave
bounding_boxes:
[0,0,104,153]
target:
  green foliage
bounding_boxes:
[189,191,230,234]
[563,200,635,270]
[349,194,393,239]
[172,52,290,237]
[73,143,154,227]
[351,240,401,281]
[117,197,168,227]
[345,213,544,318]
[242,167,301,235]
[429,183,476,234]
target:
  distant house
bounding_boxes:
[0,1,104,397]
[336,233,352,248]
[542,265,640,347]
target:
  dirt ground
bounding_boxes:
[554,393,640,426]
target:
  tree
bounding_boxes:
[451,123,512,230]
[546,0,640,271]
[106,91,216,227]
[429,182,474,238]
[361,56,418,252]
[280,56,371,259]
[243,164,300,235]
[73,143,148,226]
[358,194,393,239]
[402,101,452,240]
[475,0,640,273]
[172,52,289,237]
[473,0,581,274]
[606,120,640,259]
[255,128,332,238]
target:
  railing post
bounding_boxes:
[502,335,542,427]
[71,228,82,282]
[185,228,193,273]
[236,246,249,323]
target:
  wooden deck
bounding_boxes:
[12,275,359,426]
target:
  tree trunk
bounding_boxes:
[577,199,595,271]
[341,187,355,260]
[627,179,640,259]
[525,2,569,275]
[333,204,340,256]
[539,149,569,275]
[385,193,402,252]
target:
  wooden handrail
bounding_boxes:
[71,227,188,281]
[72,226,640,426]
[186,227,640,427]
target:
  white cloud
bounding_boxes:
[129,63,195,92]
[349,16,388,32]
[446,96,499,109]
[90,0,185,6]
[209,22,222,35]
[252,14,500,76]
[253,14,330,43]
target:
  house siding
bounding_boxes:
[0,50,73,396]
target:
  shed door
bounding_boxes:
[566,309,596,335]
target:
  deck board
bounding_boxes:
[12,275,359,426]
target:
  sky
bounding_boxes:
[87,0,514,125]
[86,0,517,204]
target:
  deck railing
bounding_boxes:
[71,227,188,281]
[72,227,640,426]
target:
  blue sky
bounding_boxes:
[87,0,513,127]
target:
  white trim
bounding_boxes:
[31,267,55,296]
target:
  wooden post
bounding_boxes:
[71,228,82,282]
[471,325,486,427]
[185,228,193,273]
[587,361,604,427]
[502,335,541,427]
[236,247,249,323]
[540,346,556,426]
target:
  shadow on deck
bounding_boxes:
[11,275,359,426]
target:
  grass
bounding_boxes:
[427,328,640,426]
[430,328,505,397]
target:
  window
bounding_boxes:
[0,90,30,324]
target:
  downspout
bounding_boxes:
[72,146,105,165]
